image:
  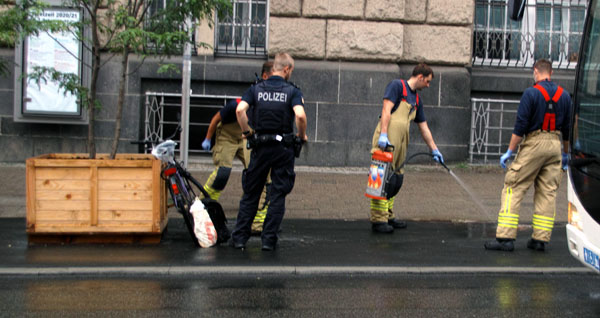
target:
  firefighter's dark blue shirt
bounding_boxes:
[383,79,426,123]
[242,75,304,133]
[514,79,572,140]
[219,99,239,125]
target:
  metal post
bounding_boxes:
[180,17,192,168]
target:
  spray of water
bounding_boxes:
[447,170,496,221]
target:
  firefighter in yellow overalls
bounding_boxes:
[202,62,273,234]
[485,59,571,252]
[370,63,444,233]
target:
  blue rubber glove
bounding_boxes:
[201,138,211,151]
[431,149,444,164]
[500,149,513,169]
[378,133,390,149]
[574,139,581,150]
[562,152,568,171]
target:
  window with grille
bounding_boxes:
[473,0,588,69]
[143,0,188,54]
[214,0,268,56]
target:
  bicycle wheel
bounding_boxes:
[182,173,231,244]
[171,174,200,247]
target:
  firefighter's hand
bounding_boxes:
[201,139,211,151]
[562,152,568,171]
[500,149,513,169]
[431,149,444,164]
[378,133,390,149]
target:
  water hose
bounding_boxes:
[395,152,450,173]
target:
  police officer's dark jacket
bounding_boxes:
[514,79,572,141]
[242,75,304,134]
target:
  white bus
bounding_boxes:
[566,0,600,273]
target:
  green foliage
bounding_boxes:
[28,66,91,108]
[0,0,74,75]
[6,0,232,156]
[157,63,180,75]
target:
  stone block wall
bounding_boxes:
[264,0,475,166]
[0,1,476,166]
[268,0,474,65]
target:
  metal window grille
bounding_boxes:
[473,0,588,69]
[214,0,268,56]
[143,0,193,55]
[143,92,241,154]
[469,98,520,164]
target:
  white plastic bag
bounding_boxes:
[190,197,217,247]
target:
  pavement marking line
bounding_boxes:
[0,266,592,276]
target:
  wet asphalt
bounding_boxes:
[0,217,589,274]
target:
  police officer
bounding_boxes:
[231,53,307,251]
[201,63,273,233]
[370,63,444,233]
[485,59,571,252]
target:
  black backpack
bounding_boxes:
[201,198,231,244]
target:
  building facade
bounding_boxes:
[0,0,585,166]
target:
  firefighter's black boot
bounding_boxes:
[388,218,407,229]
[372,222,394,233]
[527,238,546,251]
[484,238,515,251]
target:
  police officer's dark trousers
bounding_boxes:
[232,141,296,246]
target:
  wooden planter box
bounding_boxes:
[26,153,168,244]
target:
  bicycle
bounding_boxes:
[134,118,230,247]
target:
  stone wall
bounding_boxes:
[0,0,476,166]
[268,0,473,65]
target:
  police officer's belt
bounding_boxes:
[259,133,294,144]
[251,133,296,146]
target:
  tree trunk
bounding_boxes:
[87,5,101,159]
[109,49,130,159]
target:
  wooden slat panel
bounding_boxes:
[36,168,90,180]
[36,180,91,190]
[98,180,153,191]
[36,190,90,201]
[32,159,153,168]
[152,159,160,232]
[36,210,90,222]
[90,166,98,226]
[26,159,36,230]
[98,200,153,210]
[32,224,155,233]
[98,191,153,201]
[98,168,153,180]
[36,200,90,211]
[98,210,153,221]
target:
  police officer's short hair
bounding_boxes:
[412,63,434,79]
[273,53,294,72]
[534,59,552,74]
[262,61,273,77]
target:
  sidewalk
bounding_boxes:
[0,162,569,223]
[0,162,586,275]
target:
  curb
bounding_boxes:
[0,266,592,276]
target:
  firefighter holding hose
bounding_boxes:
[369,63,445,233]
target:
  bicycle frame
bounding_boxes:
[152,140,200,245]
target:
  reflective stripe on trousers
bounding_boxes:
[495,131,561,242]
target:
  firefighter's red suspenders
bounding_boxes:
[533,84,563,131]
[390,80,419,114]
[400,80,419,107]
